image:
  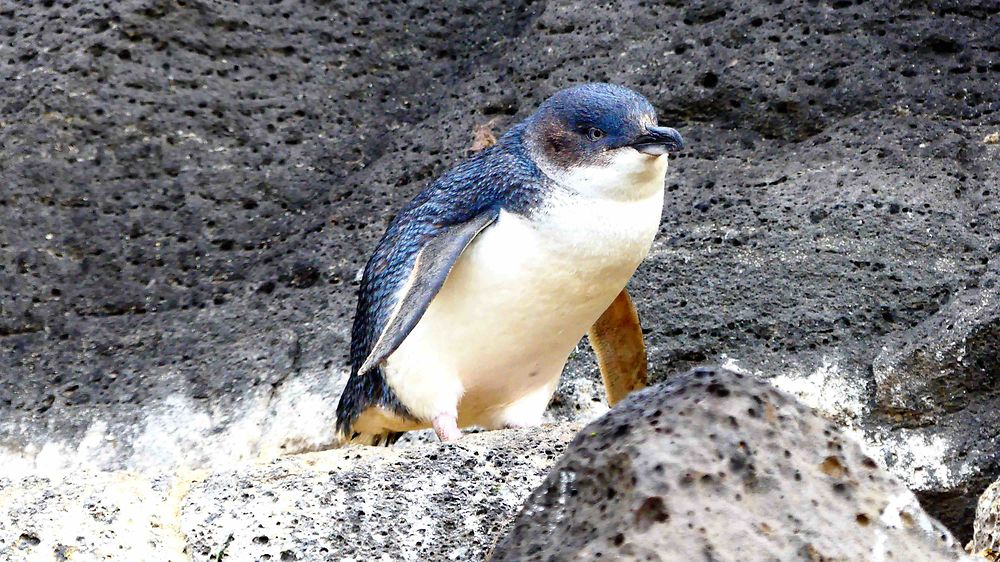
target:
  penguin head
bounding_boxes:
[523,83,683,199]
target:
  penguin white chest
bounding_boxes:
[385,153,667,428]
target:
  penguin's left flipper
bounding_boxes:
[357,212,498,377]
[588,288,648,406]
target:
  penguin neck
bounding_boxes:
[532,148,668,203]
[512,123,665,202]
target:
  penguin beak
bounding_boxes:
[629,126,684,155]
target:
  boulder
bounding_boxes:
[972,478,1000,557]
[490,367,966,561]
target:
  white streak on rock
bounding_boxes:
[723,355,867,422]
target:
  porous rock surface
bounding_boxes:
[490,367,965,561]
[972,478,1000,556]
[1,0,999,540]
[872,262,1000,533]
[0,470,190,562]
[0,424,580,562]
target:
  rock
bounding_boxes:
[0,0,550,475]
[873,264,999,425]
[0,424,579,562]
[0,470,192,562]
[490,367,966,561]
[2,0,999,542]
[871,263,1000,537]
[972,478,1000,556]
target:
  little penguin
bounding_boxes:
[335,83,684,445]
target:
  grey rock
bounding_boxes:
[490,367,967,562]
[181,424,580,562]
[2,0,999,541]
[0,424,580,562]
[871,263,1000,534]
[0,470,190,561]
[873,265,1000,421]
[972,478,1000,556]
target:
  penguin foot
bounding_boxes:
[432,414,462,442]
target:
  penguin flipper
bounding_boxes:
[357,211,498,376]
[588,288,648,405]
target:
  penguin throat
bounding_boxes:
[535,148,669,202]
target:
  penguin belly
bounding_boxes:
[379,186,664,431]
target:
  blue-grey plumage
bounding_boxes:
[335,126,547,444]
[335,83,684,445]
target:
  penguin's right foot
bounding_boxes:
[432,414,462,442]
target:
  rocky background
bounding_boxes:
[2,369,978,561]
[1,0,998,559]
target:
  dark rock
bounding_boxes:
[871,263,1000,537]
[489,367,965,561]
[873,265,1000,422]
[0,0,547,472]
[1,0,998,541]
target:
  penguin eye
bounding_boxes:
[586,127,605,142]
